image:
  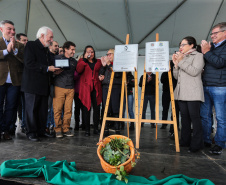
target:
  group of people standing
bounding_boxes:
[170,22,226,155]
[0,19,130,142]
[0,19,225,155]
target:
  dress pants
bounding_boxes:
[178,101,203,150]
[0,83,20,133]
[24,92,48,137]
[53,86,74,133]
[82,90,100,133]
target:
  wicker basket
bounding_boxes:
[97,135,135,174]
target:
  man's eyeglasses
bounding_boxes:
[179,44,188,48]
[106,53,113,56]
[210,30,225,36]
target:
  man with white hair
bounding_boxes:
[0,20,24,140]
[21,26,60,141]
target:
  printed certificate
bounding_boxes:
[113,44,138,72]
[145,41,169,72]
[55,59,69,68]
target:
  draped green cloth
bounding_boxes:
[0,157,214,185]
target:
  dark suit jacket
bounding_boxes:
[0,37,24,86]
[21,39,53,96]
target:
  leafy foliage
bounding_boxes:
[115,166,128,184]
[100,137,135,184]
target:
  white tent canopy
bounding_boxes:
[0,0,225,55]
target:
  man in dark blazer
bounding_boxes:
[0,20,24,140]
[21,26,59,141]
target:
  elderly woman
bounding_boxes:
[172,36,204,152]
[76,45,102,136]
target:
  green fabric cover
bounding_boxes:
[0,157,214,185]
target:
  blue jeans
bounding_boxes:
[200,86,226,148]
[0,83,20,132]
[142,95,155,120]
[123,94,135,119]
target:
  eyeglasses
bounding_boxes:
[210,30,225,36]
[106,53,113,56]
[179,44,188,48]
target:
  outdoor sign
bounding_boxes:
[113,44,138,72]
[145,41,169,72]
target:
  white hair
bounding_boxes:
[36,26,53,39]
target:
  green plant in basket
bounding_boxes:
[99,137,140,184]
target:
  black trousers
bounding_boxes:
[24,93,48,137]
[178,101,203,150]
[74,92,84,129]
[82,90,100,133]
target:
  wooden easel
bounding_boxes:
[99,34,140,148]
[138,33,180,152]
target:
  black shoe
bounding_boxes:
[38,132,55,138]
[209,145,223,155]
[2,132,12,140]
[151,124,156,128]
[204,142,212,147]
[63,130,74,137]
[27,135,39,142]
[160,124,167,129]
[85,132,90,137]
[44,132,55,138]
